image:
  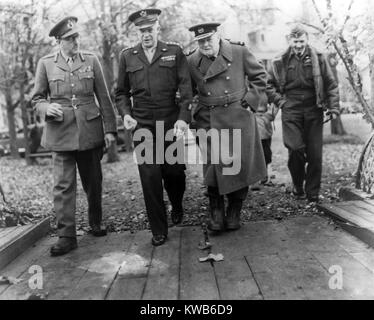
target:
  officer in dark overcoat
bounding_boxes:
[115,9,193,246]
[32,17,118,256]
[187,23,267,232]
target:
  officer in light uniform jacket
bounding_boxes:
[32,17,117,256]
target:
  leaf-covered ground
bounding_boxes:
[0,114,370,234]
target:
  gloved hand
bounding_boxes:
[325,109,340,120]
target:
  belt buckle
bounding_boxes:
[71,95,78,109]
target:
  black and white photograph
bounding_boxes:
[0,0,374,305]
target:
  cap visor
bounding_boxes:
[195,32,215,41]
[137,21,157,29]
[60,27,80,39]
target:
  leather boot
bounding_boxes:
[208,196,225,231]
[226,199,243,230]
[50,237,78,257]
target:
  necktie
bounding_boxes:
[67,57,74,69]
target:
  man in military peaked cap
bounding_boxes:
[187,22,268,232]
[32,16,117,256]
[115,8,193,247]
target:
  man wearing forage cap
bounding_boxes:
[32,16,117,256]
[115,9,193,246]
[187,22,268,232]
[266,24,339,203]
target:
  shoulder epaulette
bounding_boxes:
[42,52,56,60]
[80,50,94,56]
[229,40,245,46]
[166,41,183,49]
[185,47,198,56]
[120,47,135,55]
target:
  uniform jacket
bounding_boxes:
[115,40,193,129]
[32,51,117,152]
[187,39,268,195]
[266,46,339,112]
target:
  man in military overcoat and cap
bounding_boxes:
[115,9,193,246]
[187,23,268,232]
[32,17,117,256]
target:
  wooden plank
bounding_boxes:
[0,218,51,270]
[0,234,95,300]
[348,201,374,214]
[57,233,134,300]
[0,236,55,296]
[318,204,374,232]
[106,230,154,300]
[0,226,20,240]
[179,227,219,300]
[245,254,308,300]
[337,203,374,225]
[312,250,374,299]
[212,231,262,300]
[142,228,182,300]
[0,226,32,243]
[339,187,372,201]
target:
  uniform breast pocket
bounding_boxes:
[304,63,313,80]
[286,65,296,82]
[48,73,65,96]
[126,65,145,90]
[78,71,95,93]
[159,60,177,90]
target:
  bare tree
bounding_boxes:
[0,1,53,163]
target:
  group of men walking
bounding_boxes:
[31,8,339,256]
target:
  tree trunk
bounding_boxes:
[328,53,347,135]
[5,91,19,159]
[20,84,32,165]
[370,54,374,130]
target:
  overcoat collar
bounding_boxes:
[193,39,233,80]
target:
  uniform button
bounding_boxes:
[71,84,75,87]
[226,76,230,80]
[207,92,211,96]
[224,90,228,94]
[228,63,231,67]
[70,73,74,76]
[210,106,215,109]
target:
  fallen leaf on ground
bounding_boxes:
[199,253,224,263]
[0,276,23,285]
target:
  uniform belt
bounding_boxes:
[199,88,247,107]
[51,97,95,108]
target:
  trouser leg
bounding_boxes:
[138,163,168,236]
[304,108,324,197]
[207,186,225,231]
[225,187,248,230]
[76,147,104,228]
[162,163,186,211]
[52,152,77,238]
[282,109,306,191]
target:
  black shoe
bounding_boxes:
[225,200,243,231]
[171,207,184,225]
[152,235,168,247]
[292,187,306,200]
[90,225,107,237]
[50,237,77,257]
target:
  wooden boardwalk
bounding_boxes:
[1,216,374,300]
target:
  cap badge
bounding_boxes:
[140,10,147,17]
[198,28,204,34]
[67,20,74,29]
